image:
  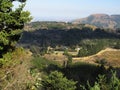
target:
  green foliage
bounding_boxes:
[114,41,120,49]
[95,59,107,66]
[87,82,100,90]
[81,70,120,90]
[63,49,69,56]
[0,47,26,67]
[97,75,107,89]
[78,46,88,57]
[67,55,72,67]
[0,58,4,67]
[32,56,58,70]
[109,71,120,90]
[41,71,77,90]
[63,50,73,67]
[25,21,86,31]
[21,25,120,57]
[77,39,118,57]
[0,0,32,57]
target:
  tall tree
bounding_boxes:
[0,0,32,57]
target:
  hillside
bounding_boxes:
[18,22,120,90]
[2,22,120,90]
[20,28,119,48]
[1,0,120,90]
[73,48,120,67]
[19,23,120,59]
[24,21,97,31]
[0,48,34,90]
[72,14,120,29]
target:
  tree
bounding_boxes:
[67,55,72,67]
[80,70,120,90]
[42,71,77,90]
[0,0,32,57]
[77,46,88,57]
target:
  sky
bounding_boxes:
[14,0,120,21]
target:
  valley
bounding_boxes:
[18,21,120,89]
[1,0,120,90]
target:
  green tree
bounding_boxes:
[67,55,72,67]
[42,71,77,90]
[0,0,32,57]
[77,46,88,57]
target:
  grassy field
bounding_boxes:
[97,49,120,67]
[43,48,120,67]
[44,53,67,65]
[73,48,120,67]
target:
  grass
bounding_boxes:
[31,49,120,90]
[97,50,120,67]
[0,47,33,90]
[44,53,67,65]
[31,56,60,70]
[72,48,120,67]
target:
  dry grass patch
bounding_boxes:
[44,53,67,65]
[97,50,120,67]
[73,48,120,67]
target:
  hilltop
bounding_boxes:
[72,14,120,29]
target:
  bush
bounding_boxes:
[81,70,120,90]
[41,71,77,90]
[0,47,27,68]
[32,56,58,70]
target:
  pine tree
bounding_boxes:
[0,0,32,57]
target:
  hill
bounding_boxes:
[19,22,120,57]
[72,14,120,29]
[73,48,120,67]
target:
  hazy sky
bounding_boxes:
[16,0,120,21]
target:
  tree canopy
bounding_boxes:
[0,0,32,57]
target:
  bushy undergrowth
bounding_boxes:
[0,47,28,68]
[80,70,120,90]
[32,57,120,90]
[77,39,120,57]
[31,56,60,71]
[0,47,26,68]
[0,47,31,89]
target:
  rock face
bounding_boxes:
[73,14,120,29]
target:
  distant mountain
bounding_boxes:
[72,14,120,29]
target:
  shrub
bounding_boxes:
[41,71,77,90]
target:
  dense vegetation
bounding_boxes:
[42,71,77,90]
[0,0,32,89]
[20,23,120,57]
[0,1,120,90]
[18,22,120,90]
[30,56,120,90]
[0,0,31,57]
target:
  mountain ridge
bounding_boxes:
[72,14,120,29]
